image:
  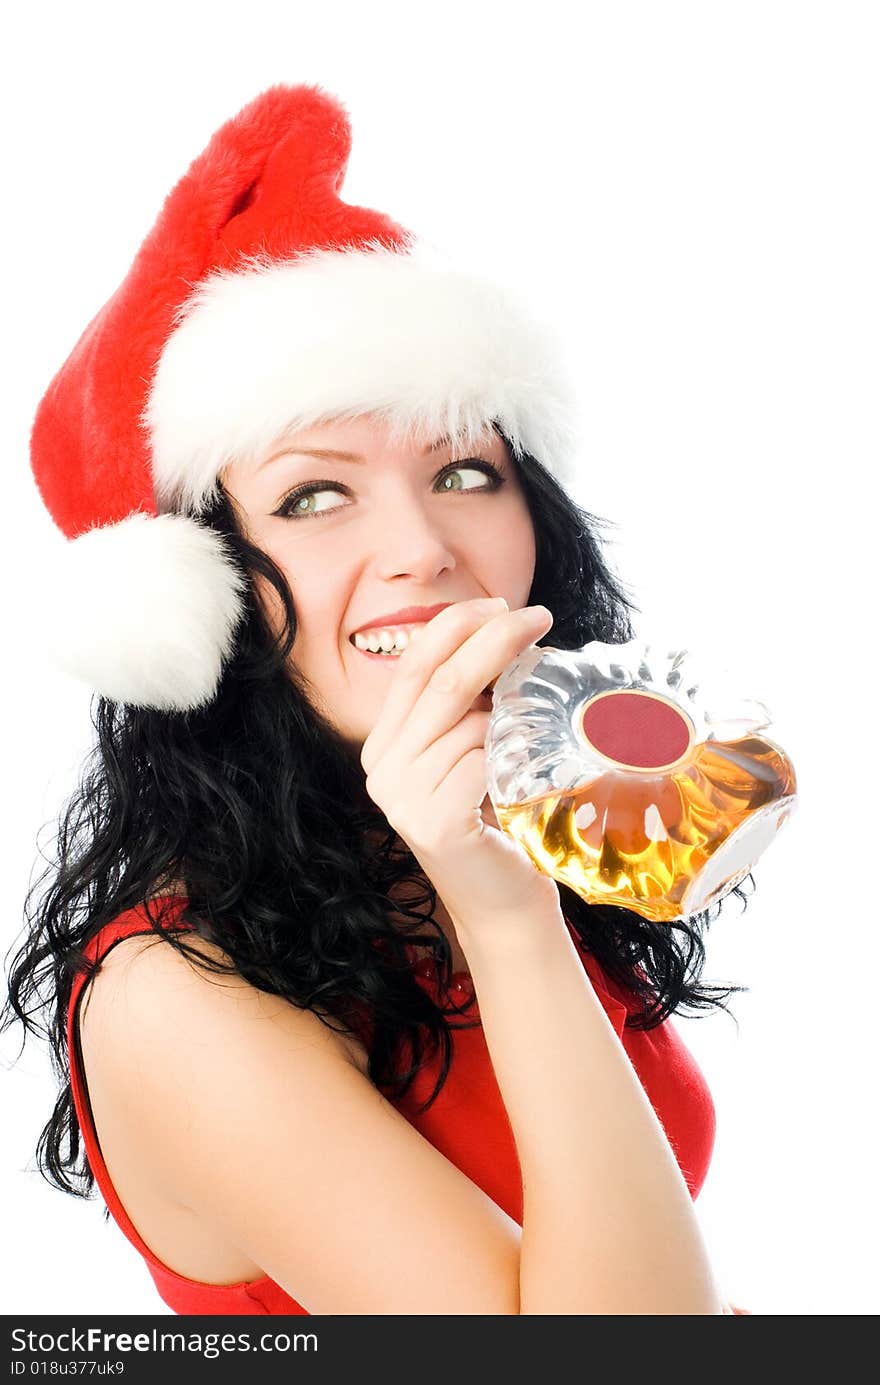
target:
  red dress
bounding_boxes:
[66,895,717,1315]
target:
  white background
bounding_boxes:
[2,0,877,1316]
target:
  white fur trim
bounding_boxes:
[143,240,579,514]
[47,513,247,711]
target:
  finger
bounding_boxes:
[360,598,507,774]
[424,745,491,845]
[393,604,553,767]
[367,708,490,828]
[392,748,493,900]
[405,708,491,804]
[374,712,490,848]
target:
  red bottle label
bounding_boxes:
[580,691,693,770]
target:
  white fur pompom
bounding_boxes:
[46,512,247,711]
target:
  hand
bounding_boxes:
[360,597,564,942]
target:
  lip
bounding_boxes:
[350,602,455,637]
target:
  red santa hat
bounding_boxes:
[31,82,579,712]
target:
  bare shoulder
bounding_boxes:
[80,927,368,1074]
[77,921,522,1313]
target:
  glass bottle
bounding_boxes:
[486,639,797,922]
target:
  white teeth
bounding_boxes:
[352,623,425,654]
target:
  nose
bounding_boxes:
[372,488,458,580]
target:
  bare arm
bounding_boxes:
[354,597,724,1313]
[81,912,721,1315]
[450,898,725,1315]
[80,934,523,1315]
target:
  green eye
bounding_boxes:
[274,459,505,520]
[290,489,341,517]
[438,465,496,492]
[274,483,346,520]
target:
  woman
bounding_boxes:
[4,83,750,1314]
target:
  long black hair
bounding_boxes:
[3,438,749,1198]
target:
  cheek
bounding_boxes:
[521,515,537,573]
[493,506,536,590]
[280,573,351,666]
[252,532,356,659]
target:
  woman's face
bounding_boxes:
[221,413,537,750]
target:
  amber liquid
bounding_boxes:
[495,734,797,922]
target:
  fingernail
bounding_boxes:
[476,597,508,614]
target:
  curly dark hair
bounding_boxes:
[3,434,749,1199]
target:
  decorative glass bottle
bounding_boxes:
[486,639,797,923]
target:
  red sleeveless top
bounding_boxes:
[66,896,716,1315]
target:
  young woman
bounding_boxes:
[4,83,750,1315]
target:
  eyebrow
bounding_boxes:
[258,434,457,472]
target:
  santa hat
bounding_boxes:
[31,82,579,713]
